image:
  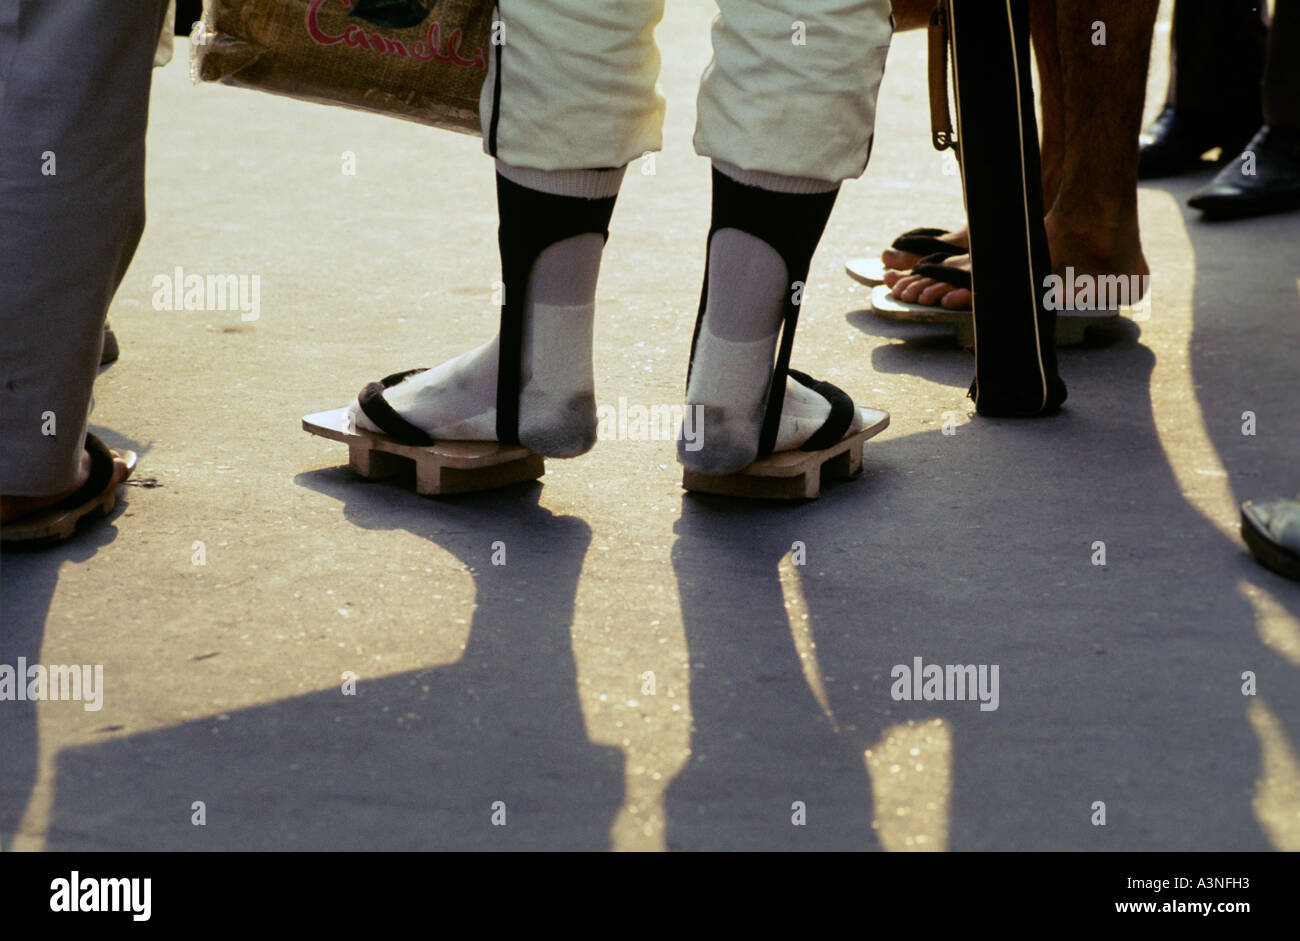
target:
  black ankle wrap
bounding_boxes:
[686,167,840,458]
[494,172,618,445]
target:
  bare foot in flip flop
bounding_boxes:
[879,226,969,272]
[881,214,1150,313]
[883,253,973,310]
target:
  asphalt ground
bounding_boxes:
[2,2,1298,851]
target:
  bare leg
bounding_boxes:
[1044,0,1157,288]
[1031,0,1065,209]
[885,0,1158,309]
[880,0,1063,274]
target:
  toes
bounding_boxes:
[886,273,919,296]
[893,276,935,303]
[917,280,956,307]
[110,455,132,484]
[940,288,973,310]
[881,248,920,270]
[881,266,911,288]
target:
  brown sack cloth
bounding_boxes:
[193,0,493,135]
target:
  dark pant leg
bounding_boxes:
[1167,0,1267,118]
[947,0,1066,416]
[1264,0,1300,129]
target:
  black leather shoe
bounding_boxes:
[1241,496,1300,582]
[1138,107,1260,180]
[100,321,119,366]
[1187,125,1300,218]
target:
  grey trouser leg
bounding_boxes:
[0,0,165,495]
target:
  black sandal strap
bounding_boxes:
[494,173,618,446]
[788,369,856,451]
[356,368,436,446]
[891,228,963,259]
[912,256,972,291]
[686,167,841,460]
[39,434,117,517]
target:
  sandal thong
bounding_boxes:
[685,169,890,499]
[682,370,889,500]
[2,434,137,546]
[845,227,966,286]
[302,368,544,496]
[304,173,618,496]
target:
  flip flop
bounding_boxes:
[870,258,1122,347]
[2,434,137,546]
[1241,496,1300,582]
[303,369,545,496]
[845,227,966,286]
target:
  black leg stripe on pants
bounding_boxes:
[948,0,1067,416]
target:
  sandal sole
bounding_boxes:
[2,448,137,546]
[845,257,889,286]
[870,284,1122,347]
[304,407,545,496]
[682,408,889,500]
